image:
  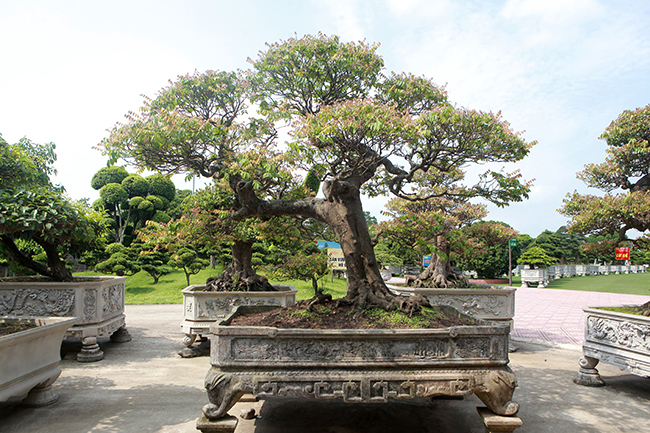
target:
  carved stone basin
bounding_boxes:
[1,316,78,407]
[0,276,130,362]
[180,284,297,347]
[574,306,650,386]
[388,285,516,329]
[202,305,519,423]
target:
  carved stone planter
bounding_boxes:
[0,276,130,362]
[202,305,520,426]
[180,284,297,347]
[520,268,548,288]
[388,285,516,329]
[1,316,78,407]
[574,306,650,386]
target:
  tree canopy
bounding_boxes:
[0,134,107,281]
[100,33,534,312]
[560,104,650,255]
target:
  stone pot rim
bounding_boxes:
[210,304,510,338]
[182,283,297,295]
[582,305,650,321]
[0,316,79,344]
[0,276,126,286]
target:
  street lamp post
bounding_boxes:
[508,239,517,286]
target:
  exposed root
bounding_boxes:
[336,283,431,318]
[636,300,650,316]
[307,291,333,311]
[204,269,276,292]
[407,270,469,289]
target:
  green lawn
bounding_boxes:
[499,272,650,296]
[75,268,349,304]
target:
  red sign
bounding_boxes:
[615,247,630,260]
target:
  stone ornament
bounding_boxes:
[0,276,130,362]
[180,284,297,350]
[202,305,520,426]
[575,306,650,386]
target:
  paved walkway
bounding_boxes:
[2,286,650,432]
[510,286,650,348]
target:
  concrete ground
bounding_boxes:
[1,289,649,433]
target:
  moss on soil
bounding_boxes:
[0,323,38,336]
[229,300,468,330]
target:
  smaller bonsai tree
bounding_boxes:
[517,246,554,269]
[0,134,107,281]
[136,247,172,284]
[266,245,331,304]
[168,247,209,286]
[94,243,141,277]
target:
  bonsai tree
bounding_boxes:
[0,133,107,281]
[94,243,141,277]
[101,34,534,313]
[379,193,491,288]
[91,167,176,244]
[559,104,650,313]
[168,247,209,286]
[517,246,554,269]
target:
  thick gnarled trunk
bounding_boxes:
[0,235,74,282]
[233,179,418,312]
[408,235,468,288]
[205,239,276,292]
[320,180,412,312]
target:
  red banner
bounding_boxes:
[615,247,630,260]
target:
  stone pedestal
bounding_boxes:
[196,413,237,433]
[203,305,520,427]
[181,284,297,349]
[575,306,650,385]
[477,407,523,432]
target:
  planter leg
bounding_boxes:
[21,375,61,407]
[110,326,132,343]
[573,356,605,387]
[182,333,197,347]
[202,369,250,420]
[474,369,519,416]
[77,337,104,362]
[477,407,523,432]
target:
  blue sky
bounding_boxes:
[1,0,649,237]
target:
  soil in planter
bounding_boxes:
[229,300,468,330]
[601,300,650,317]
[0,323,38,336]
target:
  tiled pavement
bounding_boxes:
[510,285,650,347]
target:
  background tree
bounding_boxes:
[133,241,172,284]
[456,221,519,279]
[266,245,330,300]
[94,243,141,277]
[91,167,176,244]
[0,134,107,281]
[517,246,554,269]
[101,34,534,313]
[560,105,650,256]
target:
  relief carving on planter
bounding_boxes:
[587,316,650,353]
[198,296,279,319]
[0,288,75,316]
[83,289,97,321]
[428,294,507,317]
[102,283,124,316]
[228,336,504,363]
[203,367,518,420]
